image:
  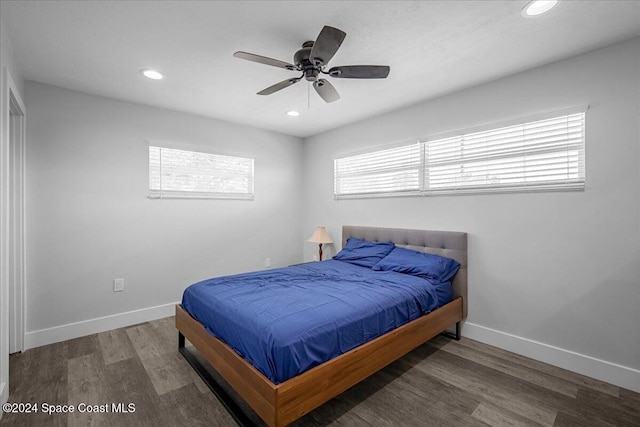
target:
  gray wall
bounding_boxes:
[0,23,24,96]
[303,38,640,372]
[25,82,304,332]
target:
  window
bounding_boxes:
[149,145,254,199]
[334,109,586,199]
[423,112,585,194]
[334,143,421,198]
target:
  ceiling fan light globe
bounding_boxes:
[304,68,319,81]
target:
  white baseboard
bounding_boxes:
[463,322,640,393]
[24,301,179,350]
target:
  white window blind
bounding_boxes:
[149,146,254,199]
[333,109,586,199]
[334,143,421,198]
[423,112,585,194]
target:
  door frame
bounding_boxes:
[2,67,26,356]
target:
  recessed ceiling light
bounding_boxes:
[287,110,300,117]
[522,0,558,17]
[141,69,163,80]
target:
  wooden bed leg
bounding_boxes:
[178,331,185,349]
[440,321,461,341]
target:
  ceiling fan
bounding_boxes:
[233,26,390,103]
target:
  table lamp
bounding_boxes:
[307,226,333,261]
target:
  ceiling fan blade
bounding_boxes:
[313,79,340,103]
[310,26,346,66]
[233,51,297,71]
[328,65,390,79]
[257,77,302,95]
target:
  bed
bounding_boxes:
[175,225,468,426]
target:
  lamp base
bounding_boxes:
[318,243,323,261]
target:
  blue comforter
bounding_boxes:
[181,260,452,384]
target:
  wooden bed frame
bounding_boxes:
[176,226,468,427]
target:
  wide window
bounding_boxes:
[149,145,254,199]
[423,112,585,194]
[334,109,586,199]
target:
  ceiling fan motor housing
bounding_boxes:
[294,42,322,81]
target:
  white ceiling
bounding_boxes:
[2,1,639,138]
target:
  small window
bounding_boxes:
[149,145,254,199]
[334,143,421,198]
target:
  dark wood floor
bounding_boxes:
[1,316,638,426]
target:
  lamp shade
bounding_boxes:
[307,226,333,244]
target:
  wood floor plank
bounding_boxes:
[3,342,69,427]
[619,387,640,403]
[126,322,173,360]
[410,349,559,426]
[151,316,178,343]
[67,353,109,427]
[553,410,616,427]
[139,351,197,396]
[374,368,481,426]
[422,344,639,427]
[572,388,640,426]
[433,339,579,398]
[455,337,620,397]
[97,328,137,365]
[160,383,237,427]
[528,380,637,427]
[61,334,100,360]
[384,355,481,415]
[329,361,483,427]
[102,356,171,426]
[335,379,429,427]
[472,403,546,427]
[0,404,68,427]
[293,396,366,427]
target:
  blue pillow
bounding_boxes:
[333,237,395,268]
[372,246,460,283]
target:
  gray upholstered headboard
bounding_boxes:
[342,225,468,320]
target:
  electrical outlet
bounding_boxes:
[265,258,271,268]
[113,278,124,292]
